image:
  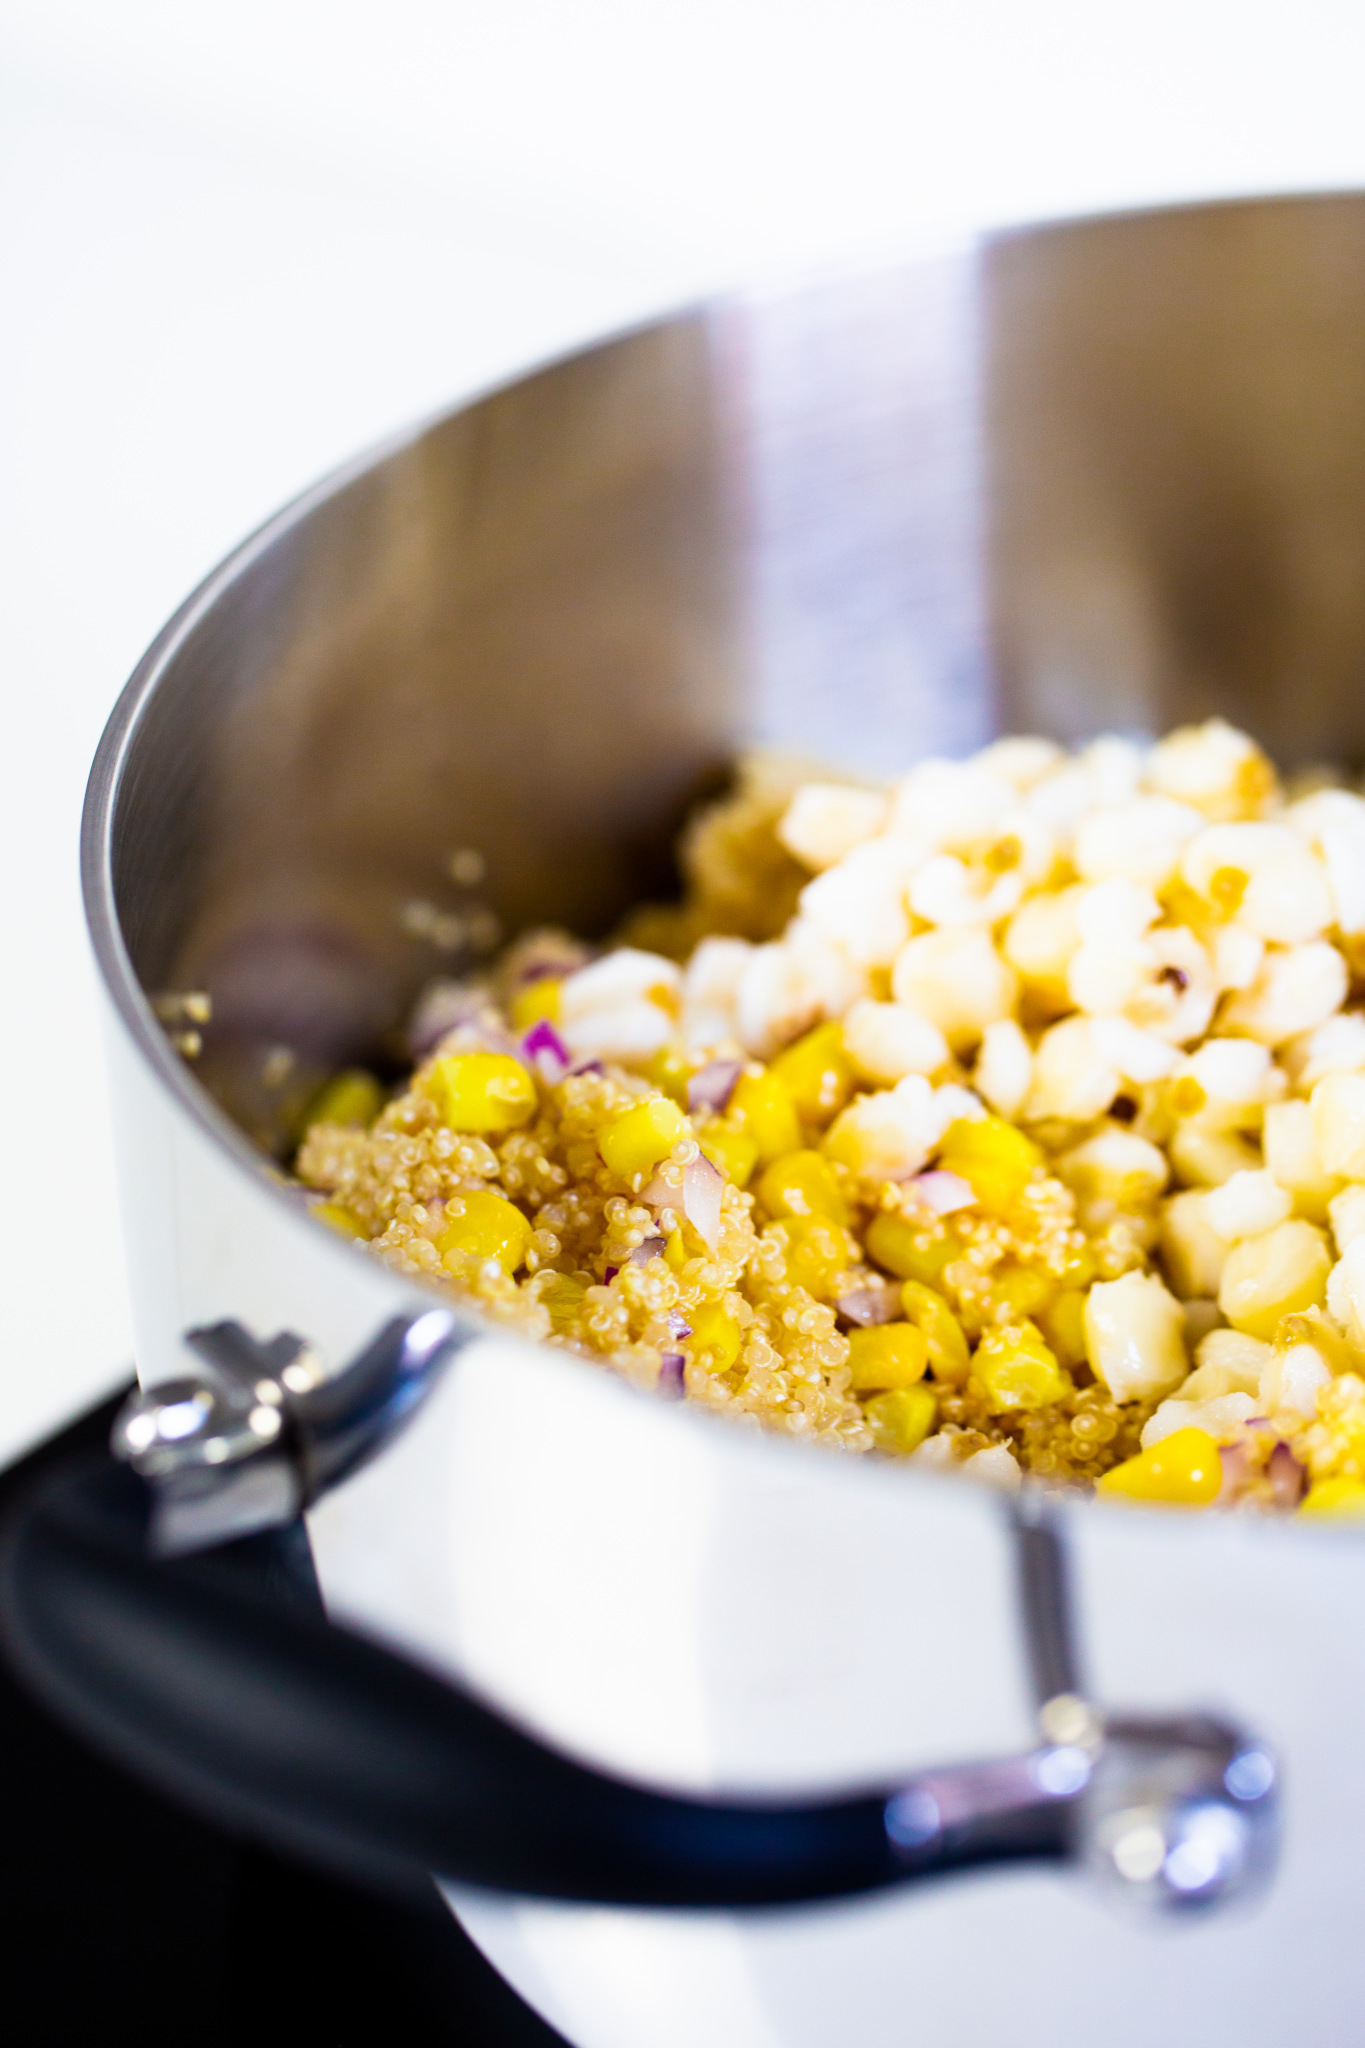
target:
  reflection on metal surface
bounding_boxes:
[90,194,1365,1161]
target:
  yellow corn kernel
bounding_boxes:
[768,1023,855,1128]
[937,1115,1043,1215]
[313,1202,367,1241]
[987,1263,1057,1323]
[974,1322,1070,1412]
[779,1215,855,1298]
[865,1385,938,1455]
[538,1272,588,1330]
[1300,1475,1365,1519]
[430,1052,536,1134]
[309,1069,384,1129]
[436,1189,533,1275]
[509,977,562,1032]
[664,1227,688,1271]
[599,1095,687,1179]
[646,1044,695,1103]
[728,1069,802,1165]
[1038,1287,1089,1368]
[899,1280,970,1383]
[757,1148,849,1224]
[847,1322,929,1393]
[689,1303,743,1374]
[865,1210,957,1287]
[1096,1426,1222,1507]
[700,1123,759,1188]
[1218,1218,1331,1340]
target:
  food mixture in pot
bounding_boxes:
[292,719,1365,1517]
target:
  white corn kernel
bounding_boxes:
[891,929,1017,1050]
[1218,1219,1331,1338]
[1284,1011,1365,1090]
[842,998,949,1084]
[1203,1169,1293,1243]
[1057,1129,1169,1219]
[1311,1071,1365,1181]
[1181,822,1334,943]
[1067,934,1153,1016]
[1074,877,1163,944]
[734,932,863,1058]
[1073,795,1204,890]
[1287,787,1365,933]
[561,1000,675,1063]
[972,736,1065,791]
[1179,1038,1276,1128]
[907,852,1025,928]
[1193,1327,1273,1394]
[1026,1015,1120,1122]
[777,784,889,870]
[1161,1189,1231,1298]
[1085,1270,1188,1403]
[560,948,682,1017]
[1209,923,1265,993]
[1124,926,1217,1044]
[1167,1122,1262,1189]
[1328,1237,1365,1350]
[1141,1392,1259,1449]
[1145,718,1276,822]
[1088,1015,1180,1083]
[887,758,1015,852]
[680,936,753,1048]
[960,1444,1022,1492]
[1262,1098,1341,1219]
[823,1075,941,1181]
[1220,941,1348,1045]
[973,1018,1034,1118]
[1328,1184,1365,1256]
[1259,1343,1331,1422]
[1002,887,1084,1008]
[798,841,916,967]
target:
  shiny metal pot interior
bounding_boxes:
[83,193,1365,2048]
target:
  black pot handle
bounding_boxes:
[0,1450,1074,1907]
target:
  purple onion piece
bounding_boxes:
[1268,1439,1307,1510]
[603,1265,620,1285]
[522,1018,571,1077]
[682,1152,724,1250]
[569,1059,605,1078]
[667,1309,693,1340]
[687,1058,743,1115]
[628,1235,667,1267]
[1218,1442,1250,1504]
[837,1280,901,1328]
[659,1353,686,1400]
[908,1169,977,1216]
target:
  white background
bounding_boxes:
[3,0,1364,1464]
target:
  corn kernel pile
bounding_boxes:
[296,721,1365,1517]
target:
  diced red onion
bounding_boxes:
[687,1058,743,1115]
[837,1279,902,1327]
[628,1235,667,1267]
[659,1353,686,1400]
[639,1175,678,1211]
[603,1265,620,1285]
[1218,1442,1250,1504]
[1268,1439,1307,1509]
[522,1018,571,1078]
[570,1059,605,1078]
[908,1169,977,1216]
[667,1309,693,1340]
[681,1153,724,1250]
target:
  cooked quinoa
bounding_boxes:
[290,720,1365,1516]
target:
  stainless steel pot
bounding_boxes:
[72,193,1365,2045]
